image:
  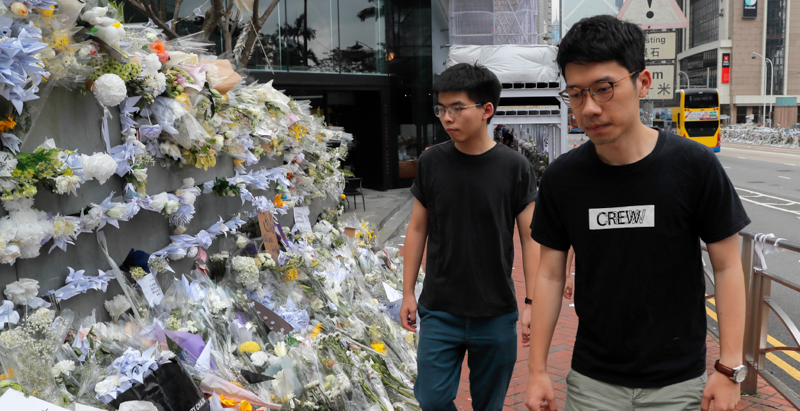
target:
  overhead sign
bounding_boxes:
[617,0,689,29]
[722,53,730,83]
[645,65,675,100]
[645,32,676,60]
[743,0,758,18]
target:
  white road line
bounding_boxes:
[779,176,792,179]
[785,163,797,166]
[738,157,746,159]
[723,166,731,169]
[735,187,800,216]
[724,146,800,158]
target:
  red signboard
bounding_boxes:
[721,53,730,83]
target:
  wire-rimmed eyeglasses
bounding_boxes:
[433,103,483,118]
[559,71,640,108]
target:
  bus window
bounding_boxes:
[684,93,719,109]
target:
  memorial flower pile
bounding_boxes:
[0,1,424,410]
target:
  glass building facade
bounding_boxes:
[688,0,718,49]
[766,0,786,96]
[242,0,434,190]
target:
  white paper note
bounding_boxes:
[0,389,70,411]
[383,282,403,302]
[293,206,313,233]
[137,274,164,307]
[0,152,16,177]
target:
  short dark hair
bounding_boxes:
[556,15,645,82]
[432,63,502,123]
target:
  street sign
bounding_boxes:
[645,31,676,60]
[645,65,675,100]
[617,0,689,29]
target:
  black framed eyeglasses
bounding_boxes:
[433,103,483,118]
[559,70,640,108]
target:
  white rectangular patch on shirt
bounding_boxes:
[589,205,655,230]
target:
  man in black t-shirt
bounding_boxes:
[524,16,750,411]
[400,63,540,411]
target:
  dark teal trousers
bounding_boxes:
[414,303,518,411]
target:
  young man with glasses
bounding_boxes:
[525,16,750,411]
[400,62,540,410]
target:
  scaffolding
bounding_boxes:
[450,0,539,46]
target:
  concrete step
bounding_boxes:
[377,196,414,246]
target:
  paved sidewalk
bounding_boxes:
[447,230,797,411]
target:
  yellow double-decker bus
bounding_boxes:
[676,88,721,152]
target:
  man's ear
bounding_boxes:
[482,102,495,121]
[638,70,653,99]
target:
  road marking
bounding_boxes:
[723,166,731,169]
[707,298,800,381]
[738,157,747,159]
[786,164,797,167]
[735,187,800,216]
[724,146,800,159]
[779,176,792,180]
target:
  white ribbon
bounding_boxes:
[753,233,786,270]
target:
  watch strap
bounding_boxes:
[714,359,735,378]
[524,297,532,305]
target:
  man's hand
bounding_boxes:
[701,372,741,411]
[525,371,557,411]
[563,274,574,300]
[521,304,532,347]
[400,295,418,332]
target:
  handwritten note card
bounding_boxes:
[137,273,164,307]
[293,206,313,233]
[257,211,281,260]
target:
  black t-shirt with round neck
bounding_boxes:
[411,141,538,318]
[531,131,750,388]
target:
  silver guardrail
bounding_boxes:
[702,231,800,407]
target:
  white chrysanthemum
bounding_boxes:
[82,205,103,231]
[236,236,248,249]
[149,192,169,212]
[104,294,132,321]
[53,216,79,238]
[181,191,196,206]
[182,178,195,188]
[250,350,270,367]
[186,246,198,258]
[95,375,121,396]
[159,142,181,160]
[4,278,39,305]
[54,175,82,195]
[51,360,75,377]
[81,153,118,184]
[164,200,180,215]
[93,73,127,107]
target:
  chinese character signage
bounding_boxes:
[743,0,757,18]
[645,65,675,100]
[644,32,676,60]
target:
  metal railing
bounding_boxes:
[703,231,800,407]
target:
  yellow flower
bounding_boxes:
[370,341,387,354]
[310,322,323,339]
[340,194,346,199]
[218,394,239,407]
[273,194,284,208]
[174,93,190,109]
[0,115,16,133]
[283,268,298,281]
[238,400,252,411]
[238,341,260,354]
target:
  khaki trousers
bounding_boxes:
[565,368,707,411]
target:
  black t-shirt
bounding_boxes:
[411,141,538,317]
[531,131,750,388]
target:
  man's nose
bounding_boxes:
[580,92,602,117]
